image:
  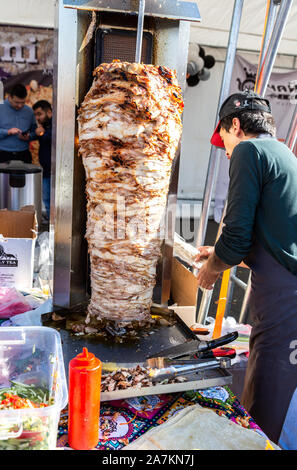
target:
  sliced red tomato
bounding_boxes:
[18,431,44,441]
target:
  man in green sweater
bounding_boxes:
[195,90,297,447]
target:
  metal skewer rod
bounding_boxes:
[135,0,145,63]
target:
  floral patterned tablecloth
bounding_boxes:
[57,386,267,450]
[0,319,263,449]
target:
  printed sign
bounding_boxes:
[0,238,35,289]
[0,244,18,267]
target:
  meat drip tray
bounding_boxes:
[42,304,232,401]
[100,367,232,402]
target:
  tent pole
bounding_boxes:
[255,0,279,91]
[255,0,294,96]
[285,104,297,152]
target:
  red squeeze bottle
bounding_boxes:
[68,347,102,450]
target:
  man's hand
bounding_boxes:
[196,261,221,290]
[194,246,214,263]
[35,125,45,137]
[7,127,21,135]
[18,132,29,141]
[194,246,233,290]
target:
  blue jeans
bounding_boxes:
[43,177,51,218]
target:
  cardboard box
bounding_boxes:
[0,206,37,289]
[169,305,197,328]
[170,258,199,328]
[171,257,198,307]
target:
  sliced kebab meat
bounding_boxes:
[78,61,183,326]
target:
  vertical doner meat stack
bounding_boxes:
[78,61,183,326]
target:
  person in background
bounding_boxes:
[194,90,297,447]
[32,100,52,220]
[0,83,36,163]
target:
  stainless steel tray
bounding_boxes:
[43,306,233,400]
[100,367,232,402]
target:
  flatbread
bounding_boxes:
[123,404,280,450]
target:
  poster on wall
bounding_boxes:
[214,54,297,223]
[0,25,54,164]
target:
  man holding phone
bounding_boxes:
[0,83,37,163]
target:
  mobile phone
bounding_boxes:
[21,129,29,136]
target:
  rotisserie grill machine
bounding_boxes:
[50,0,233,399]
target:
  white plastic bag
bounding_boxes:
[0,287,31,318]
[34,231,51,291]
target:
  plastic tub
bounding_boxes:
[0,326,68,450]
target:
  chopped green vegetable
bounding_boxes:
[0,381,51,405]
[0,382,55,450]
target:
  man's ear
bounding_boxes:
[232,117,242,136]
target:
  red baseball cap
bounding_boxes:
[210,122,224,148]
[210,91,271,149]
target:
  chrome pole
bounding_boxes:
[254,0,279,91]
[255,0,294,96]
[285,104,297,151]
[194,0,244,254]
[238,272,251,323]
[135,0,145,63]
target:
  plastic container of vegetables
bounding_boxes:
[0,326,68,450]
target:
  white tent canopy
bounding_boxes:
[0,0,297,55]
[0,0,56,28]
[190,0,297,55]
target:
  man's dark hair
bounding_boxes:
[32,100,52,112]
[10,83,27,99]
[219,109,276,137]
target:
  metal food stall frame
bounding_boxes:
[50,0,201,310]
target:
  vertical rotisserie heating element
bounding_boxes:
[78,61,183,326]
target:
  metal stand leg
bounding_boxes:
[239,271,251,324]
[225,266,237,317]
[196,289,213,325]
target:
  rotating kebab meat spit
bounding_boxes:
[78,62,183,326]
